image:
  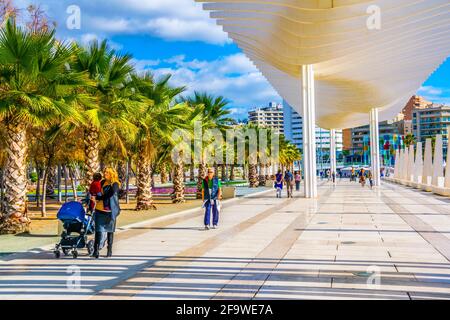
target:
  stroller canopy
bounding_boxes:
[57,201,86,222]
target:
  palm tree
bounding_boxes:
[72,40,137,189]
[0,20,87,232]
[129,73,187,210]
[279,136,302,172]
[182,92,233,198]
[404,134,416,148]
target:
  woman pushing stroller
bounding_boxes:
[90,167,121,258]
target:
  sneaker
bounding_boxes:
[205,225,210,230]
[213,225,218,229]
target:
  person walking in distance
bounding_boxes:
[295,171,302,191]
[368,170,374,189]
[359,168,366,188]
[274,170,283,198]
[284,169,294,198]
[202,167,222,230]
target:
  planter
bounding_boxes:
[222,186,236,199]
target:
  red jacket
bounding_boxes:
[89,181,102,210]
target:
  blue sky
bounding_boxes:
[13,0,450,119]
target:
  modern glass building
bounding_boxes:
[283,100,343,169]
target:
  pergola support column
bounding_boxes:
[330,129,337,185]
[302,65,318,198]
[370,108,381,186]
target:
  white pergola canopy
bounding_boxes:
[197,0,450,129]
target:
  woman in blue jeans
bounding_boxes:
[202,168,222,230]
[91,167,121,258]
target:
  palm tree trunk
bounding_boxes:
[172,159,186,203]
[57,165,62,204]
[190,163,195,181]
[41,167,48,217]
[221,164,226,180]
[117,161,127,199]
[248,164,259,188]
[36,167,41,208]
[214,164,219,177]
[136,146,156,211]
[83,125,100,190]
[117,160,127,186]
[46,166,56,196]
[64,165,68,202]
[0,120,29,233]
[160,164,168,184]
[258,164,266,186]
[0,168,4,213]
[196,162,207,199]
[69,166,78,201]
[125,159,131,204]
[265,164,271,181]
[229,164,235,181]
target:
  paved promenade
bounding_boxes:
[1,180,450,300]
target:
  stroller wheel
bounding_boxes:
[87,240,94,256]
[72,250,78,259]
[54,250,61,259]
[62,248,70,256]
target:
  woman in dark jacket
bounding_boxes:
[91,167,121,258]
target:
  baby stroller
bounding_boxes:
[54,201,95,259]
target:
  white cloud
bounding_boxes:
[144,18,229,45]
[419,86,443,96]
[132,59,161,72]
[16,0,230,45]
[418,86,450,105]
[80,33,98,44]
[136,53,281,117]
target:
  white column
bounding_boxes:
[432,134,444,187]
[408,145,415,182]
[369,108,381,186]
[402,147,409,181]
[423,138,433,185]
[302,65,318,198]
[445,142,450,188]
[330,129,337,185]
[393,149,400,179]
[414,142,423,184]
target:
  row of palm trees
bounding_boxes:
[0,19,301,233]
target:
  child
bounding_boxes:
[88,172,102,213]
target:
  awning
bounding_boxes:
[197,0,450,129]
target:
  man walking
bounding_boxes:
[202,167,222,230]
[284,169,294,198]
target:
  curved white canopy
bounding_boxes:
[197,0,450,129]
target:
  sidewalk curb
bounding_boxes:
[0,188,274,261]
